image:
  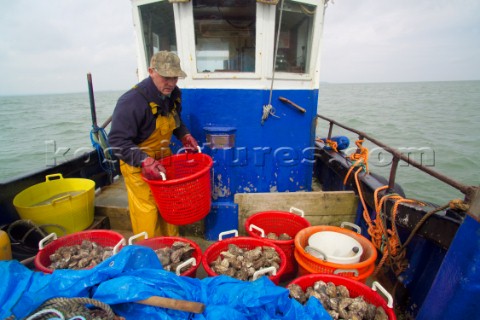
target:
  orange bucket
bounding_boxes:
[294,223,377,282]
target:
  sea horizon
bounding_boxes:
[1,79,479,97]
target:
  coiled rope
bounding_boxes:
[370,187,469,277]
[334,135,471,278]
[315,138,339,152]
[24,297,116,320]
[340,141,470,277]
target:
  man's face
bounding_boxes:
[149,68,179,95]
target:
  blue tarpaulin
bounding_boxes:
[0,245,331,319]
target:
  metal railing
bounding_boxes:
[316,114,480,220]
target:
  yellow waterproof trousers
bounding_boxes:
[120,112,179,238]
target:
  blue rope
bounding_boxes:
[90,126,116,176]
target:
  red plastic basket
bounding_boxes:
[245,208,311,282]
[133,235,202,278]
[202,234,287,285]
[294,225,377,282]
[34,230,126,273]
[143,153,213,225]
[288,274,396,320]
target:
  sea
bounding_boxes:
[1,80,479,206]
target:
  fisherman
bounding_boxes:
[109,51,198,237]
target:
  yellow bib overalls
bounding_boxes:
[119,102,179,237]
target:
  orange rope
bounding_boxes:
[373,193,425,276]
[343,139,369,185]
[341,139,430,276]
[349,139,369,172]
[316,138,339,152]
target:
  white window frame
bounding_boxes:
[132,0,326,89]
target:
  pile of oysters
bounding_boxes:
[48,240,114,270]
[288,280,388,320]
[210,243,281,281]
[153,241,196,274]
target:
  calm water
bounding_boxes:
[0,91,119,180]
[316,80,480,205]
[1,81,478,205]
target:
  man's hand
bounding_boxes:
[181,134,199,153]
[141,157,166,180]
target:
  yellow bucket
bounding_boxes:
[13,174,95,235]
[0,230,12,260]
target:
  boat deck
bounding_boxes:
[93,176,359,281]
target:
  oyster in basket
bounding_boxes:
[154,241,195,274]
[287,280,389,320]
[48,240,113,270]
[210,244,281,281]
[266,232,292,240]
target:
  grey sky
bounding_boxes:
[322,0,480,83]
[0,0,479,95]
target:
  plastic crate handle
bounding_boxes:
[180,146,202,154]
[176,257,196,275]
[45,174,64,182]
[113,238,126,255]
[289,207,305,217]
[249,224,265,237]
[372,281,394,309]
[128,231,148,245]
[340,221,361,234]
[38,232,57,250]
[304,246,327,261]
[333,268,360,277]
[218,229,238,240]
[252,266,276,280]
[51,194,72,205]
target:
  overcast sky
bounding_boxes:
[0,0,479,95]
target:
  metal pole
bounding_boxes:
[87,73,98,129]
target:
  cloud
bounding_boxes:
[0,0,137,95]
[0,0,478,94]
[321,0,480,83]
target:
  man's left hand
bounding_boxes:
[181,134,199,153]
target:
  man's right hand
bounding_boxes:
[141,157,166,180]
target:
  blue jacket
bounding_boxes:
[109,77,189,167]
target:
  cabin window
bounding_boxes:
[139,1,177,66]
[274,0,315,73]
[193,0,256,73]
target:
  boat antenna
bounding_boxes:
[262,0,285,125]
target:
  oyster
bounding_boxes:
[287,283,307,304]
[278,233,292,240]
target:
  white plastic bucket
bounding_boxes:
[307,231,363,264]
